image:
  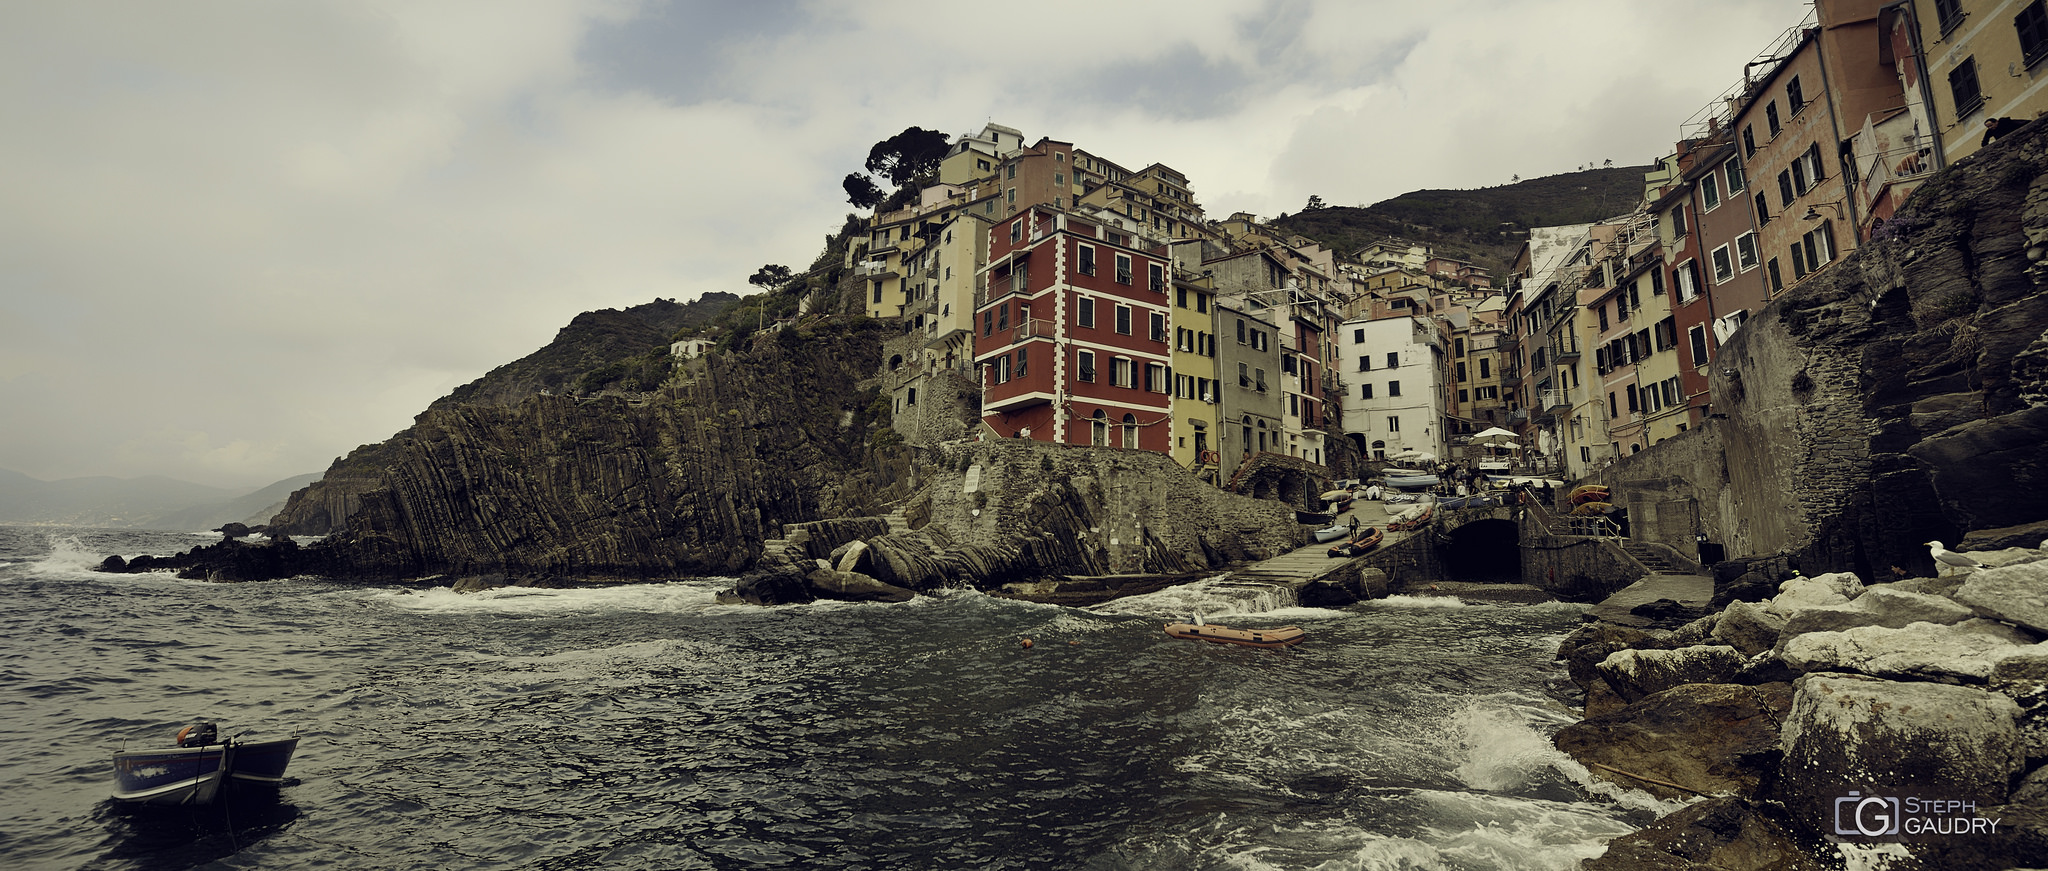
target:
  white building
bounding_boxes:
[1338,315,1447,462]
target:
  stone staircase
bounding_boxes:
[883,507,910,535]
[1620,541,1678,573]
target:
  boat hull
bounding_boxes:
[112,745,228,805]
[228,738,300,784]
[1163,622,1305,649]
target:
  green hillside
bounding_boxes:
[1274,166,1653,281]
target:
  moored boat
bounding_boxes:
[112,723,300,806]
[1385,474,1439,490]
[1313,523,1352,543]
[1163,619,1306,649]
[1326,526,1383,557]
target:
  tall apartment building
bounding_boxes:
[972,206,1176,450]
[1338,315,1447,461]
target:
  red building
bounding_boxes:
[974,206,1175,451]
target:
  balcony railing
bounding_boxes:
[1550,338,1581,361]
[1014,318,1054,341]
[1540,389,1571,411]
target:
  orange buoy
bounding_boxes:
[1021,638,1033,649]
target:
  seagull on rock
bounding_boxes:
[1926,540,1985,574]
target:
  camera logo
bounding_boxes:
[1835,791,1901,836]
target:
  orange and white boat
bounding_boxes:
[1163,617,1306,649]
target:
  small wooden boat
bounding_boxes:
[1327,526,1383,557]
[112,723,300,805]
[1163,619,1306,649]
[1385,474,1439,490]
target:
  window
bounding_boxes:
[1009,220,1022,243]
[982,309,993,336]
[1077,244,1095,276]
[1360,383,1373,399]
[1112,357,1133,388]
[1802,221,1838,272]
[1389,380,1402,397]
[1711,245,1734,283]
[1675,260,1700,302]
[1755,192,1771,225]
[1054,172,1065,187]
[1078,350,1096,382]
[1252,331,1268,352]
[997,303,1009,331]
[1115,304,1132,335]
[1149,262,1165,292]
[1688,324,1710,367]
[1358,355,1371,372]
[1802,143,1825,188]
[1786,76,1805,116]
[1724,156,1746,193]
[1672,204,1687,236]
[1480,358,1491,378]
[1736,232,1760,270]
[1354,328,1365,343]
[1768,258,1784,292]
[1238,362,1250,386]
[1014,347,1027,378]
[2021,1,2048,67]
[1386,352,1399,369]
[996,355,1010,384]
[1650,267,1665,296]
[1702,173,1721,211]
[1742,125,1757,158]
[1149,311,1166,343]
[1766,101,1781,138]
[1388,416,1400,432]
[1077,296,1095,328]
[1456,361,1467,382]
[1936,0,1964,34]
[1115,253,1133,285]
[1254,368,1268,391]
[1778,170,1796,207]
[1146,362,1166,393]
[1598,304,1610,331]
[1006,163,1017,180]
[1950,57,1985,117]
[1236,318,1247,344]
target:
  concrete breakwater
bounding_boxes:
[1553,549,2048,869]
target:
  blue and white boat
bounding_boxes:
[111,723,300,805]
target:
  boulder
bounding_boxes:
[1669,613,1720,647]
[1805,571,1868,600]
[805,567,915,603]
[833,539,872,574]
[1956,559,2048,634]
[1557,623,1667,694]
[1767,577,1851,615]
[1780,619,2041,682]
[1990,649,2048,763]
[1556,682,1793,801]
[1774,586,1975,642]
[725,565,814,606]
[1714,600,1787,656]
[1711,569,1780,610]
[1631,598,1707,628]
[1581,797,1825,871]
[1775,674,2024,836]
[1596,645,1748,703]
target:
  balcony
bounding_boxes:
[1498,333,1520,351]
[1500,367,1523,387]
[1014,318,1054,342]
[857,260,899,279]
[1540,388,1572,413]
[1550,337,1581,361]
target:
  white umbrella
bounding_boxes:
[1471,426,1518,444]
[1387,449,1424,461]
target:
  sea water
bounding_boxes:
[0,525,1684,870]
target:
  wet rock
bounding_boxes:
[1710,569,1780,610]
[726,565,814,606]
[1595,645,1747,703]
[1779,619,2042,682]
[451,573,513,592]
[1712,600,1786,656]
[805,567,914,603]
[1630,598,1706,628]
[1556,682,1792,801]
[1581,797,1824,871]
[1669,613,1719,647]
[1557,623,1667,695]
[1990,649,2048,763]
[1956,559,2048,634]
[832,539,872,574]
[1774,674,2023,833]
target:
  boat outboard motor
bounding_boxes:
[175,722,219,747]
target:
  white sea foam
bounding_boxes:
[1373,594,1471,609]
[1088,575,1302,619]
[369,579,734,616]
[28,535,106,576]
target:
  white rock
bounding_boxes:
[1777,674,2022,831]
[1955,559,2048,635]
[1775,586,1975,642]
[1766,577,1851,617]
[1779,619,2037,682]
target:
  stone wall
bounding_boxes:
[879,329,979,446]
[914,438,1302,577]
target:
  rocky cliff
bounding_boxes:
[270,294,739,537]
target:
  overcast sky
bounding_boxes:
[2,0,1811,490]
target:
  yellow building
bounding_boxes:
[1168,268,1222,479]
